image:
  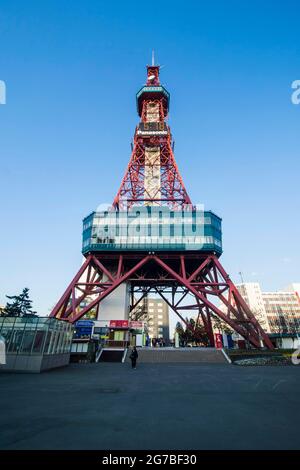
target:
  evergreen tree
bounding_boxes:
[1,296,21,317]
[2,288,37,317]
[175,318,209,346]
[175,321,185,346]
[184,318,210,346]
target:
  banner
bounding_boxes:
[214,333,223,349]
[130,321,144,329]
[109,320,129,329]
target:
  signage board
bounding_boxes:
[130,321,144,329]
[109,320,129,329]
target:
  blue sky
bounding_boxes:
[0,0,299,314]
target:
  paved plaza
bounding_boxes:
[1,363,300,450]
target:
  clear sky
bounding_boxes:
[0,0,299,315]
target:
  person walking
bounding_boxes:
[130,346,138,369]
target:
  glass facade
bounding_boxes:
[0,317,73,356]
[82,207,222,254]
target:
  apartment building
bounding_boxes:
[236,283,300,334]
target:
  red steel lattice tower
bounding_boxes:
[50,62,273,350]
[113,64,191,210]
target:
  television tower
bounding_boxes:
[50,63,273,349]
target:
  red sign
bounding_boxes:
[109,320,129,329]
[214,333,223,349]
[130,321,144,329]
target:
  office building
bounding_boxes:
[236,283,300,334]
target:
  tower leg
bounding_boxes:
[152,254,274,349]
[50,253,273,349]
[50,254,150,323]
[206,310,215,347]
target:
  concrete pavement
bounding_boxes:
[0,363,299,450]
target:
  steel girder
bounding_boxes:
[112,125,191,210]
[129,283,214,346]
[50,252,274,349]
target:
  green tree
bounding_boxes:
[185,318,210,346]
[210,313,233,335]
[1,296,20,317]
[175,321,185,346]
[2,288,37,317]
[176,318,210,347]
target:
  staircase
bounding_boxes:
[126,347,229,364]
[97,348,125,363]
[96,338,129,363]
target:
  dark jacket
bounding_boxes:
[130,349,138,359]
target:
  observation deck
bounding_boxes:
[136,85,170,116]
[82,207,222,255]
